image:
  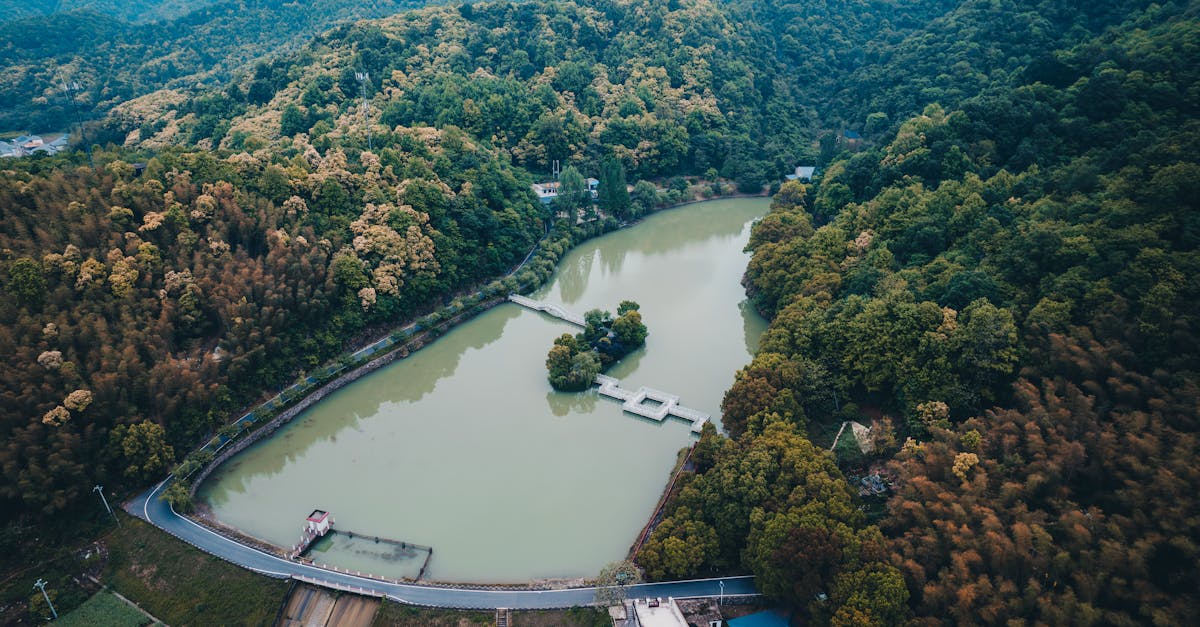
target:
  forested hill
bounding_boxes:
[0,0,436,132]
[0,1,220,25]
[640,0,1200,624]
[823,0,1160,125]
[98,0,974,188]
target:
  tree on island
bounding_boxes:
[546,334,602,391]
[546,301,647,391]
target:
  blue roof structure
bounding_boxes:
[728,610,790,627]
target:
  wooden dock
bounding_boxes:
[594,375,710,433]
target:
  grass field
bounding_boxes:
[104,515,289,625]
[372,601,491,626]
[57,590,151,627]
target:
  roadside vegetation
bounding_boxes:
[0,512,286,624]
[102,516,287,625]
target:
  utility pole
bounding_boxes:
[355,71,372,151]
[33,578,57,620]
[94,484,119,526]
[64,79,94,168]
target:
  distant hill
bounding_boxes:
[0,0,219,24]
[0,0,436,132]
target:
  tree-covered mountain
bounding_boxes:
[0,1,220,24]
[0,0,437,132]
[0,0,964,567]
[640,0,1200,624]
[95,0,971,190]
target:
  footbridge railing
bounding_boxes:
[508,294,587,327]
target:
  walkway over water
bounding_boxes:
[595,375,710,433]
[508,294,586,327]
[509,295,713,434]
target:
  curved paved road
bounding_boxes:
[126,479,757,609]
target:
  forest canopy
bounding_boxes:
[639,0,1200,624]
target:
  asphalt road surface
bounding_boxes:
[126,479,757,609]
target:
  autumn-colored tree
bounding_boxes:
[110,421,175,482]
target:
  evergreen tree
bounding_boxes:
[280,104,308,137]
[598,156,631,220]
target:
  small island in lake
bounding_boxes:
[546,300,647,391]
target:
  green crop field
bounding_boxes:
[57,591,150,627]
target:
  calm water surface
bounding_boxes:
[199,197,768,582]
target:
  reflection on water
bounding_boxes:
[546,389,599,416]
[556,245,593,304]
[741,299,764,357]
[371,304,523,408]
[200,198,769,583]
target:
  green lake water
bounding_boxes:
[198,197,768,583]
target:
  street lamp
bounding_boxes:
[718,579,725,605]
[33,578,57,620]
[94,485,120,526]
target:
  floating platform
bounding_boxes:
[595,375,709,433]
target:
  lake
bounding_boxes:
[199,197,769,583]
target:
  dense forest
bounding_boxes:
[0,127,546,529]
[0,0,219,24]
[1,0,1198,624]
[44,0,970,187]
[0,0,435,132]
[639,0,1200,624]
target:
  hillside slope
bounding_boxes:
[642,1,1200,623]
[0,0,436,132]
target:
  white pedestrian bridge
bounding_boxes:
[509,295,711,434]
